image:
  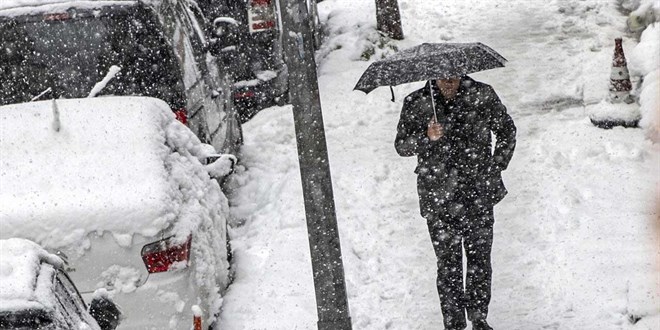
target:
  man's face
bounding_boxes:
[437,77,461,92]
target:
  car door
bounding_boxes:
[180,1,242,155]
[159,3,211,145]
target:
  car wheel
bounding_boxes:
[225,224,235,283]
[275,92,289,106]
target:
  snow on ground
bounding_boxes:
[219,0,659,329]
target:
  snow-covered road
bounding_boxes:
[218,0,659,329]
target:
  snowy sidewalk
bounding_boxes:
[218,0,659,329]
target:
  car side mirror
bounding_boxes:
[89,289,122,330]
[209,17,239,60]
[205,154,237,179]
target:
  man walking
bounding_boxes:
[395,76,516,330]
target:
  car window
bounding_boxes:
[0,309,54,329]
[174,23,202,90]
[0,8,186,108]
[188,4,209,46]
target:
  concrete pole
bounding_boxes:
[277,0,352,329]
[375,0,404,40]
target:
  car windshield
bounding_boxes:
[0,309,53,329]
[0,8,185,108]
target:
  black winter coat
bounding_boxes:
[395,77,516,220]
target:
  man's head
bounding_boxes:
[436,77,461,98]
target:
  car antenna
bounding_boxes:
[52,99,61,132]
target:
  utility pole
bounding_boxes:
[277,0,352,329]
[375,0,404,40]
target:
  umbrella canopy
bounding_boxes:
[354,42,507,94]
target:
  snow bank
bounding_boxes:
[629,23,660,141]
[625,0,660,31]
[586,100,641,127]
[0,238,62,312]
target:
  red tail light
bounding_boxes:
[248,0,276,33]
[234,91,256,99]
[141,235,192,273]
[252,21,276,30]
[174,108,188,125]
[43,13,70,21]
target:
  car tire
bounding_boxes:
[275,92,289,106]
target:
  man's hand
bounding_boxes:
[427,119,444,141]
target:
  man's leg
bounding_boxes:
[463,207,494,323]
[427,218,467,330]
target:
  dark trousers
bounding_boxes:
[426,206,494,330]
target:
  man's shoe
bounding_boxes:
[472,318,493,330]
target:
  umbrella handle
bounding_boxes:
[429,80,438,122]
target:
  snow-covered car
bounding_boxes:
[0,238,121,330]
[0,0,243,156]
[0,97,235,329]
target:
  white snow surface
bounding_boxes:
[218,0,660,329]
[0,97,219,255]
[629,23,660,141]
[0,0,136,16]
[0,238,63,311]
[586,100,642,122]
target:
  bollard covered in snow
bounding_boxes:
[192,305,203,330]
[588,38,641,129]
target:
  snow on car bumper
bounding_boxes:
[82,270,211,330]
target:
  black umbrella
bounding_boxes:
[354,42,506,120]
[354,42,507,94]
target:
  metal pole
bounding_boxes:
[277,0,352,329]
[428,80,437,122]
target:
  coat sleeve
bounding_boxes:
[484,86,516,171]
[395,95,435,157]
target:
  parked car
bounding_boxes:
[0,0,242,156]
[0,238,121,330]
[198,0,322,123]
[0,97,235,329]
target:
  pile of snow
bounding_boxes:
[586,100,641,127]
[623,0,660,32]
[0,238,63,312]
[629,23,660,141]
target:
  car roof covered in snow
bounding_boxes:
[0,97,218,254]
[0,238,63,312]
[0,0,139,16]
